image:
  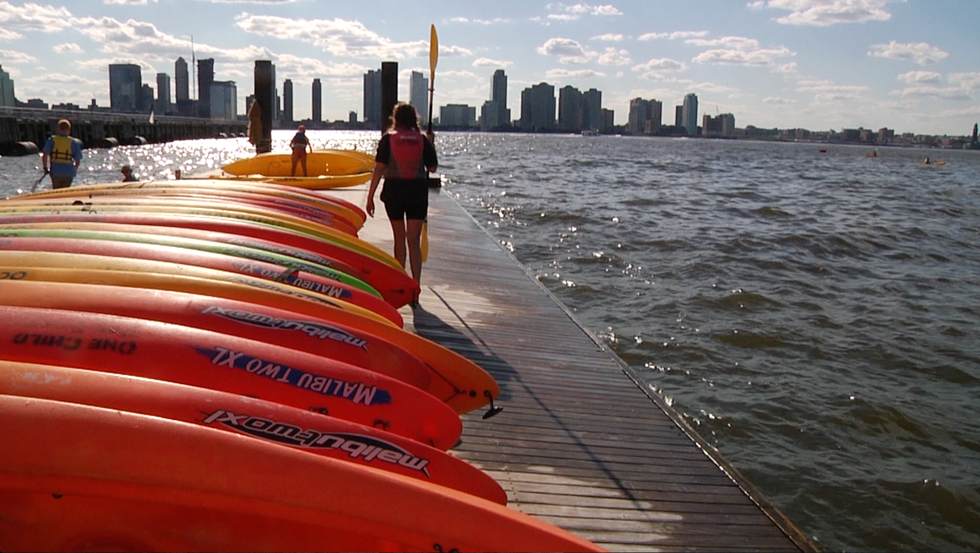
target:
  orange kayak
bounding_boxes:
[0,280,431,393]
[0,305,461,450]
[0,232,402,328]
[0,395,605,552]
[0,361,505,505]
[0,272,498,415]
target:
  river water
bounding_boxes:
[2,130,978,552]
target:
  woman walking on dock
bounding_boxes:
[365,103,437,298]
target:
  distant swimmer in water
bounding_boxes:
[923,157,931,164]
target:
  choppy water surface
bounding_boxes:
[2,131,979,552]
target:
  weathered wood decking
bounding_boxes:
[336,184,813,552]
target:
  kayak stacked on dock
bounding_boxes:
[0,178,604,552]
[214,148,377,189]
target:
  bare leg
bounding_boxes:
[301,156,308,177]
[389,219,407,269]
[406,218,424,284]
[290,155,298,176]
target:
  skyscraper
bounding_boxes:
[582,88,602,132]
[156,73,171,115]
[108,63,142,113]
[312,78,322,123]
[175,58,188,102]
[491,69,508,124]
[409,71,428,125]
[363,69,381,128]
[519,82,555,132]
[682,93,698,136]
[197,58,214,118]
[0,64,15,107]
[627,98,662,135]
[558,85,583,132]
[283,79,293,123]
[210,81,237,120]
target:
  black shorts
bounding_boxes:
[381,179,428,221]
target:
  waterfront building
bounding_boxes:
[283,79,294,123]
[312,79,322,123]
[108,63,142,113]
[600,108,615,133]
[440,104,476,127]
[363,69,381,129]
[582,88,602,132]
[878,127,895,143]
[491,69,510,128]
[174,57,192,116]
[210,81,237,120]
[682,93,698,136]
[558,85,583,132]
[627,98,662,135]
[410,71,428,125]
[175,58,188,102]
[519,82,556,132]
[480,100,502,130]
[675,105,683,127]
[155,73,171,115]
[0,65,15,107]
[348,111,357,124]
[140,84,154,114]
[197,58,215,119]
[702,113,735,137]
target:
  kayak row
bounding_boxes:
[0,173,602,552]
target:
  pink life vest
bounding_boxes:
[384,129,426,180]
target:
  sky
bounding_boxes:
[0,0,978,136]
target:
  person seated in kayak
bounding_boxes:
[923,157,931,164]
[290,125,313,176]
[120,165,137,182]
[365,103,437,292]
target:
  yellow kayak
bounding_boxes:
[210,172,372,189]
[222,149,373,178]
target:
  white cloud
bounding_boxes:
[869,41,949,65]
[688,36,795,67]
[686,36,760,50]
[632,58,685,72]
[763,96,795,104]
[598,47,631,66]
[0,48,37,64]
[545,2,623,21]
[897,71,941,84]
[53,43,84,54]
[0,1,74,33]
[472,57,513,68]
[892,86,972,101]
[537,37,597,64]
[747,1,766,9]
[545,68,606,79]
[757,0,902,26]
[235,14,471,60]
[0,27,21,40]
[104,0,157,5]
[694,45,795,66]
[592,33,623,41]
[638,30,709,41]
[798,78,870,102]
[948,72,980,90]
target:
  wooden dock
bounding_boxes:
[336,183,814,552]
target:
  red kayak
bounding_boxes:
[0,304,462,450]
[0,361,505,504]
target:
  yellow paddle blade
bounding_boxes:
[429,25,439,78]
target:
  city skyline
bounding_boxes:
[0,1,977,136]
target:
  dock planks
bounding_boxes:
[340,184,813,552]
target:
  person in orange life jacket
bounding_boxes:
[366,103,437,291]
[41,119,83,189]
[290,125,313,176]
